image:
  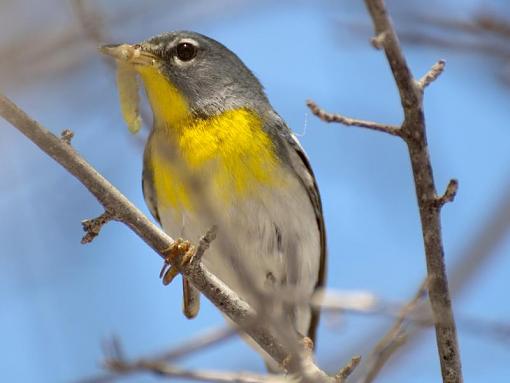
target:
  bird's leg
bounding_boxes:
[159,238,195,285]
[182,277,200,318]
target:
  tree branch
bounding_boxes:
[107,360,286,383]
[307,0,463,381]
[367,178,510,376]
[94,337,288,383]
[306,100,401,137]
[435,179,459,207]
[417,59,446,90]
[361,279,429,383]
[81,210,115,244]
[0,93,330,381]
[103,339,287,383]
[335,356,362,383]
[362,2,463,382]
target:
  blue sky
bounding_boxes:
[1,1,509,382]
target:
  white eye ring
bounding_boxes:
[173,39,199,63]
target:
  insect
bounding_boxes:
[106,44,143,134]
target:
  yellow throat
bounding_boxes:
[138,65,281,211]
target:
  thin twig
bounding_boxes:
[81,210,115,244]
[306,100,401,137]
[361,279,429,383]
[193,225,218,264]
[396,13,510,84]
[99,337,287,383]
[376,178,510,375]
[329,179,510,378]
[159,325,237,362]
[315,288,510,345]
[60,129,74,144]
[108,359,287,383]
[335,356,362,383]
[78,326,237,383]
[435,179,459,207]
[417,59,446,90]
[415,13,510,41]
[71,0,106,45]
[0,93,331,381]
[396,31,510,60]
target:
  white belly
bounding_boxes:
[159,174,321,337]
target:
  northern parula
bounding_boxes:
[101,31,326,361]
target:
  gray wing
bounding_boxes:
[267,113,327,342]
[142,132,161,224]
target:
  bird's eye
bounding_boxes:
[175,42,197,61]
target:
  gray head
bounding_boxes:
[137,31,270,117]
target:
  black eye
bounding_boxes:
[175,42,197,61]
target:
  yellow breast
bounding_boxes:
[138,65,283,211]
[148,108,283,211]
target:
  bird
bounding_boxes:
[101,31,326,369]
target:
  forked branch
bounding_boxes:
[308,1,463,382]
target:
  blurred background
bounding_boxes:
[1,0,509,382]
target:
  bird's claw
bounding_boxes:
[159,239,195,286]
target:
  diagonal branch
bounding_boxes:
[417,59,446,90]
[435,179,459,208]
[361,279,429,383]
[100,338,287,383]
[90,337,288,383]
[369,178,510,377]
[335,356,362,383]
[0,93,331,382]
[81,210,115,244]
[108,361,285,383]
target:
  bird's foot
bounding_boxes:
[159,239,195,285]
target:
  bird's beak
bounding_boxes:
[99,43,158,67]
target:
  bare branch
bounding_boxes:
[335,356,362,383]
[159,325,236,362]
[81,210,115,244]
[475,14,510,38]
[316,287,510,346]
[308,0,462,381]
[361,279,429,383]
[71,0,106,45]
[378,179,510,373]
[306,100,401,137]
[108,359,287,383]
[96,337,287,383]
[79,326,237,383]
[364,3,419,117]
[435,179,459,207]
[417,60,446,90]
[0,93,331,381]
[194,225,218,263]
[60,129,74,144]
[362,2,463,382]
